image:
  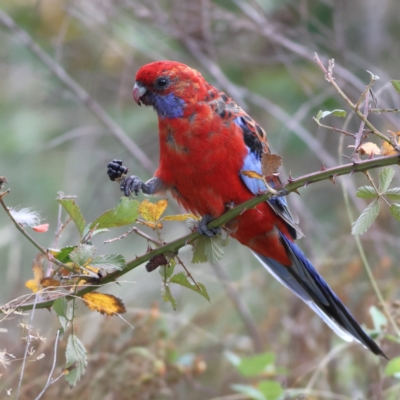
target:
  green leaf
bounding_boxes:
[384,357,400,377]
[258,380,284,400]
[315,109,347,122]
[391,80,400,95]
[389,203,400,222]
[236,352,275,377]
[159,259,176,280]
[351,200,380,235]
[49,246,76,263]
[57,197,86,237]
[385,188,400,201]
[191,236,208,263]
[163,285,177,310]
[191,234,229,264]
[69,244,96,267]
[53,297,71,333]
[231,384,266,400]
[356,186,377,199]
[170,272,210,301]
[369,306,387,333]
[379,167,395,193]
[64,334,87,386]
[90,254,126,272]
[90,197,139,230]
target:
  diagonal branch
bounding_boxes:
[3,153,399,312]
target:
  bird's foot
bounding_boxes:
[197,214,221,237]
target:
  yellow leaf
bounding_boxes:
[82,292,126,316]
[381,131,400,156]
[139,199,168,222]
[25,254,45,293]
[40,277,61,289]
[261,154,283,176]
[25,279,40,293]
[163,213,200,221]
[85,265,100,275]
[240,170,264,180]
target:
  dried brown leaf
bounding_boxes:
[261,154,283,176]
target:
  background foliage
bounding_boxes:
[1,0,400,399]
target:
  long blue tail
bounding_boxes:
[254,232,387,358]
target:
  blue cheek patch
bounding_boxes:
[150,92,185,119]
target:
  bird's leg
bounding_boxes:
[197,214,221,237]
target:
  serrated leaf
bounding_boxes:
[82,292,126,315]
[163,285,177,310]
[57,197,86,236]
[389,203,400,222]
[191,236,209,263]
[379,167,395,193]
[204,234,229,263]
[69,244,96,267]
[139,199,168,222]
[64,334,87,386]
[258,380,283,400]
[315,109,347,122]
[351,200,380,235]
[53,297,71,333]
[163,213,200,221]
[159,259,176,279]
[53,297,71,319]
[170,272,210,301]
[90,197,139,230]
[237,352,275,377]
[384,357,400,377]
[356,186,377,199]
[192,234,228,264]
[391,80,400,95]
[385,188,400,201]
[231,384,265,400]
[90,254,126,272]
[241,170,264,180]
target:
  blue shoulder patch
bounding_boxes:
[150,92,185,119]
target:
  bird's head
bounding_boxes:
[133,61,208,119]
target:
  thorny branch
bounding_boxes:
[2,152,399,312]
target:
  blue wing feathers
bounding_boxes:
[254,233,387,358]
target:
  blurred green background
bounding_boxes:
[1,0,400,399]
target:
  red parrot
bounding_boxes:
[107,61,386,358]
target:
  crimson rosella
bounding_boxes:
[107,61,386,358]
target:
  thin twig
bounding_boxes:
[314,53,397,149]
[312,118,356,138]
[0,10,154,173]
[369,108,400,113]
[15,292,39,400]
[34,329,61,400]
[353,87,370,159]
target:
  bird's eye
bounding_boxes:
[156,77,169,88]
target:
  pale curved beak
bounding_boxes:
[132,82,147,105]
